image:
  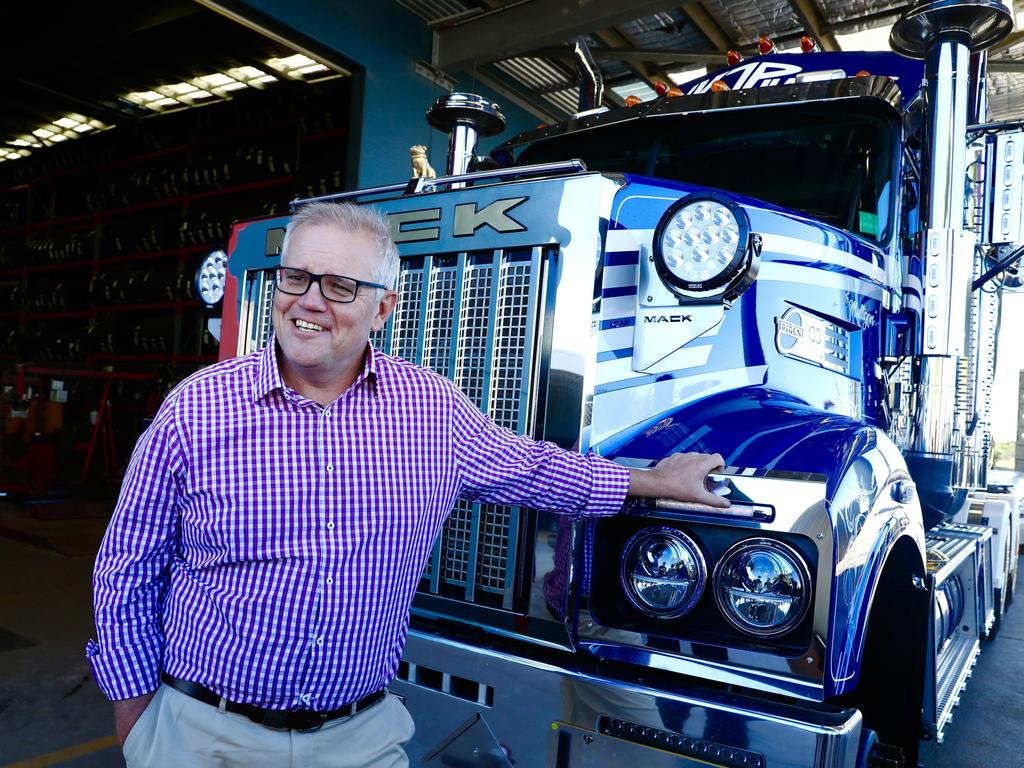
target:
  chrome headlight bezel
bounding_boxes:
[652,192,758,302]
[195,249,228,306]
[619,526,707,619]
[713,537,812,638]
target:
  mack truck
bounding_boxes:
[203,0,1024,765]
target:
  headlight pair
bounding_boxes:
[653,193,758,302]
[620,527,811,638]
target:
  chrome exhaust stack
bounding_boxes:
[426,93,506,180]
[573,36,604,112]
[890,0,1011,525]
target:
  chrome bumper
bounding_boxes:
[393,629,864,768]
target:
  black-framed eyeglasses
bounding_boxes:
[271,267,389,304]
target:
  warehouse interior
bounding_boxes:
[2,1,1024,766]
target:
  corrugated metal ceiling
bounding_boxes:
[398,0,1024,122]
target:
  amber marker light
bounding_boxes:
[625,94,642,107]
[710,80,729,93]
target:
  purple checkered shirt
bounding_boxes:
[88,338,629,709]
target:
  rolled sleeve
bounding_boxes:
[452,389,629,516]
[88,400,185,700]
[585,452,632,516]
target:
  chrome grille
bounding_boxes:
[442,501,474,584]
[489,260,534,430]
[422,262,458,377]
[453,259,494,406]
[391,268,425,363]
[477,503,513,593]
[243,271,276,354]
[382,248,548,608]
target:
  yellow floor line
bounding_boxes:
[2,735,119,768]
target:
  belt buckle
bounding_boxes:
[293,710,329,732]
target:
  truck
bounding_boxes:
[203,0,1023,765]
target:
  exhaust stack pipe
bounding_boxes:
[890,0,1011,525]
[426,93,506,179]
[573,36,604,112]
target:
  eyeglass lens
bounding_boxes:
[276,268,357,302]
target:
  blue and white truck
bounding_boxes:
[206,0,1023,764]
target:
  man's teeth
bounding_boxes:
[294,319,326,332]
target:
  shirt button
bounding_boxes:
[301,694,312,704]
[327,522,335,530]
[326,464,334,472]
[326,577,334,585]
[316,636,324,646]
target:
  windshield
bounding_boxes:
[515,103,897,243]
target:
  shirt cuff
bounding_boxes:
[86,638,161,701]
[584,453,631,516]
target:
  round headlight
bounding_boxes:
[195,249,228,306]
[620,527,706,619]
[654,193,756,300]
[714,538,812,637]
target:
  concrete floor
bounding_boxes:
[0,499,1021,768]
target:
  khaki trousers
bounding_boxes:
[123,684,415,768]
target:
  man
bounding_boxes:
[89,202,727,767]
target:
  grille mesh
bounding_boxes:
[442,500,474,585]
[256,277,276,349]
[423,263,458,376]
[477,503,513,592]
[489,260,534,430]
[392,269,425,363]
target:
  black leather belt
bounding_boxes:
[160,673,386,732]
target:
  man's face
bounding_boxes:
[272,222,395,386]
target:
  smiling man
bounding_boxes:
[89,201,726,768]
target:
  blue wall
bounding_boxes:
[237,0,539,188]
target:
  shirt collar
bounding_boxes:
[252,336,286,403]
[252,334,386,405]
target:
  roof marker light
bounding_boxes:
[800,36,818,53]
[727,50,743,66]
[711,80,730,93]
[758,36,776,55]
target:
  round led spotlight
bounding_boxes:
[714,538,812,638]
[195,249,228,306]
[654,192,757,301]
[620,526,707,619]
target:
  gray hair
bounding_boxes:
[281,201,400,291]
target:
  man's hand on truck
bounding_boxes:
[627,452,730,508]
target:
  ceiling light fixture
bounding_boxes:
[0,114,109,162]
